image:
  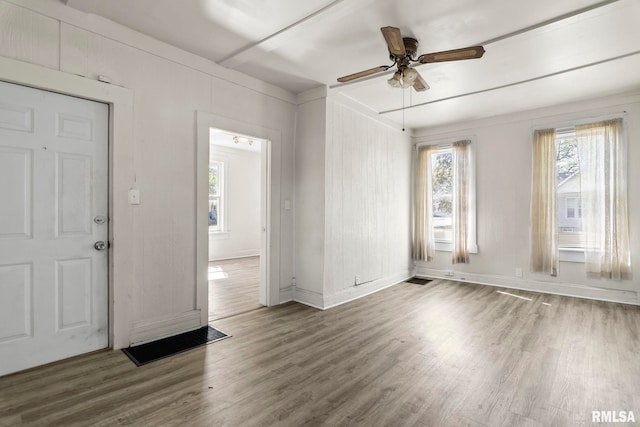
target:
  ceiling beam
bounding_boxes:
[219,0,346,68]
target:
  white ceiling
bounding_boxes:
[64,0,640,130]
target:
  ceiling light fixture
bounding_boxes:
[401,67,418,87]
[233,135,253,146]
[387,67,419,89]
[387,70,403,88]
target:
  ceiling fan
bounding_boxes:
[337,26,485,92]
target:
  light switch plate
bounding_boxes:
[128,189,140,205]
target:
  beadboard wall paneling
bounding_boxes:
[324,99,412,298]
[0,1,59,70]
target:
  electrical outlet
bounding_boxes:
[355,275,360,285]
[515,268,523,278]
[445,271,454,277]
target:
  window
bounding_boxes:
[556,131,583,249]
[209,160,224,232]
[531,118,630,278]
[431,149,453,242]
[412,138,477,262]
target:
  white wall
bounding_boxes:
[294,92,413,308]
[323,98,412,307]
[294,97,326,299]
[209,145,261,261]
[413,91,640,304]
[0,0,296,345]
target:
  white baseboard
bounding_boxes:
[323,270,412,309]
[292,286,325,310]
[209,250,260,262]
[129,310,202,346]
[291,270,412,310]
[415,267,640,306]
[279,285,293,304]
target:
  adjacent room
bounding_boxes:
[0,0,639,425]
[207,128,265,320]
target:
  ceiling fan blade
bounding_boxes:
[380,26,406,57]
[419,46,485,63]
[337,65,389,83]
[412,72,430,92]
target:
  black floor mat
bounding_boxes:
[122,326,229,366]
[406,277,432,285]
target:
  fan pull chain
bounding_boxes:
[402,86,405,132]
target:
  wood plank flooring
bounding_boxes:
[209,256,261,320]
[2,279,640,426]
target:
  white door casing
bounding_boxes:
[0,80,109,376]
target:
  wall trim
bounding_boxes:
[130,310,202,345]
[279,285,293,304]
[292,287,325,309]
[296,85,328,105]
[415,266,640,306]
[323,270,412,309]
[292,270,412,310]
[196,110,280,326]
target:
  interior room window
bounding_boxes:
[530,118,630,279]
[431,149,453,242]
[556,130,584,249]
[209,160,224,232]
[412,139,477,263]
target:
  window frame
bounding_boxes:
[209,159,228,235]
[535,112,626,263]
[415,137,478,254]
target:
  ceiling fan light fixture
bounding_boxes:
[401,67,418,88]
[387,71,403,88]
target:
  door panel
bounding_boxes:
[55,258,92,330]
[0,263,32,343]
[0,148,32,238]
[56,154,93,236]
[0,80,108,376]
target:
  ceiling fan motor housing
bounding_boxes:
[402,37,419,58]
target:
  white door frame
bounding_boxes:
[0,57,135,349]
[196,111,278,325]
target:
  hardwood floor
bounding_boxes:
[209,256,261,321]
[2,279,640,426]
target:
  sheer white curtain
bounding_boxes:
[576,118,631,279]
[452,140,471,263]
[412,145,436,261]
[530,128,558,276]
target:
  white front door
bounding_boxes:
[0,81,109,376]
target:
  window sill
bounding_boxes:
[209,231,229,240]
[435,241,478,254]
[559,248,584,263]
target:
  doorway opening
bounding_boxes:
[207,128,267,320]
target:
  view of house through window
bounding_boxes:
[556,130,584,248]
[432,149,453,242]
[209,160,224,232]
